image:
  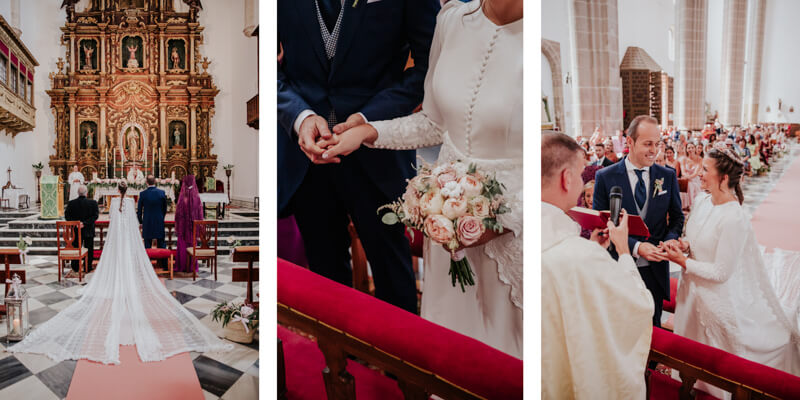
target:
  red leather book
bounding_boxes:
[567,207,650,238]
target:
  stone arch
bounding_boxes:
[542,39,565,131]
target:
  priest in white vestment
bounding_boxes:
[67,165,85,201]
[541,133,654,399]
[127,165,145,182]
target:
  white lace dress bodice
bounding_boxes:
[675,193,800,397]
[9,198,232,364]
[368,1,523,357]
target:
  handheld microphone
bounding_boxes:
[608,186,623,253]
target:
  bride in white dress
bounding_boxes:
[664,145,800,398]
[317,0,523,358]
[9,183,232,364]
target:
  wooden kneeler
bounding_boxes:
[232,245,259,306]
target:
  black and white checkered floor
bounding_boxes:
[0,255,259,399]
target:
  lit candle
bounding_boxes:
[112,149,116,178]
[12,318,20,335]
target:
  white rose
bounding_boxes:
[458,175,483,198]
[441,181,463,198]
[442,197,468,220]
[420,189,444,216]
[452,162,469,178]
[469,196,491,218]
[240,305,254,318]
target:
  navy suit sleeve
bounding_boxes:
[278,60,313,138]
[161,191,167,216]
[592,171,608,211]
[358,0,440,122]
[664,170,685,242]
[137,194,144,224]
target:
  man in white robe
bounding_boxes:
[127,165,144,183]
[541,132,654,399]
[68,165,85,201]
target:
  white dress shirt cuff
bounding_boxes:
[632,241,642,258]
[293,109,317,135]
[357,112,368,124]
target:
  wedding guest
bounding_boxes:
[542,132,653,399]
[175,175,202,274]
[593,143,613,167]
[611,129,625,155]
[603,140,619,163]
[64,185,99,276]
[664,146,681,177]
[681,143,703,209]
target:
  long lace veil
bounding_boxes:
[9,197,232,364]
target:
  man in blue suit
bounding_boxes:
[277,0,439,313]
[138,175,167,250]
[593,115,684,327]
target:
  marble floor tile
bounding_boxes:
[36,359,76,399]
[24,284,55,298]
[13,352,57,375]
[192,355,244,397]
[58,284,85,298]
[0,356,33,391]
[49,298,77,312]
[194,279,224,290]
[186,307,208,321]
[26,298,47,312]
[220,372,258,400]
[172,291,196,304]
[164,278,190,290]
[35,291,71,306]
[202,389,219,400]
[199,314,226,338]
[0,375,58,400]
[183,297,218,315]
[245,360,258,377]
[203,342,259,373]
[200,290,237,304]
[214,284,247,297]
[28,307,59,327]
[33,275,58,285]
[176,283,213,297]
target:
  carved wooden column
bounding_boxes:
[160,103,167,153]
[69,35,75,74]
[99,103,107,153]
[69,102,77,161]
[159,27,165,75]
[100,30,106,74]
[190,103,198,160]
[189,25,196,74]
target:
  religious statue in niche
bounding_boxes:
[123,125,144,161]
[80,39,97,70]
[169,120,187,149]
[167,39,186,71]
[80,121,98,150]
[122,36,143,69]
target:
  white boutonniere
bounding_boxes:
[653,178,665,198]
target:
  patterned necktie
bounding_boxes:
[634,169,647,210]
[319,0,341,34]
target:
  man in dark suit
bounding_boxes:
[593,143,615,167]
[65,185,99,275]
[137,175,167,249]
[593,115,684,327]
[277,0,439,313]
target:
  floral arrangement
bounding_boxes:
[212,302,258,333]
[32,162,44,171]
[17,235,32,263]
[222,164,234,171]
[380,159,510,291]
[87,177,180,193]
[227,236,242,262]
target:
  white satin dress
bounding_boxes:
[369,1,522,358]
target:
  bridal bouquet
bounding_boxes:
[379,159,510,292]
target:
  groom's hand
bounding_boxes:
[638,242,668,262]
[332,113,366,135]
[297,115,332,162]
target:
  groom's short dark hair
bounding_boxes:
[146,175,155,186]
[627,115,658,142]
[542,132,583,182]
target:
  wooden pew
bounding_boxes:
[232,246,259,306]
[278,258,523,400]
[647,327,800,399]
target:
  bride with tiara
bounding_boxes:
[8,182,232,364]
[663,143,800,398]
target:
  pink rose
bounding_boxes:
[436,169,458,188]
[457,216,485,247]
[442,196,468,220]
[420,189,444,216]
[402,185,420,209]
[458,175,483,198]
[424,215,455,244]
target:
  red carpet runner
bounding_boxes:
[750,153,800,252]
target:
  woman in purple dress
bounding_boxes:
[175,175,203,273]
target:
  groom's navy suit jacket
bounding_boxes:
[137,186,167,240]
[277,0,440,216]
[593,159,684,304]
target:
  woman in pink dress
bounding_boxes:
[680,143,703,210]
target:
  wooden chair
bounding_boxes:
[146,247,174,280]
[232,245,259,305]
[0,197,9,210]
[56,221,88,283]
[188,220,218,281]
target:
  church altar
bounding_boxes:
[0,188,29,209]
[91,183,177,202]
[46,1,218,187]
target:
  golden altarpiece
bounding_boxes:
[48,0,217,182]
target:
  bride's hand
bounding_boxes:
[441,228,512,252]
[317,124,379,163]
[661,241,687,269]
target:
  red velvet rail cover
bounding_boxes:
[651,328,800,398]
[277,258,523,399]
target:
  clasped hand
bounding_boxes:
[641,238,690,268]
[296,113,375,164]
